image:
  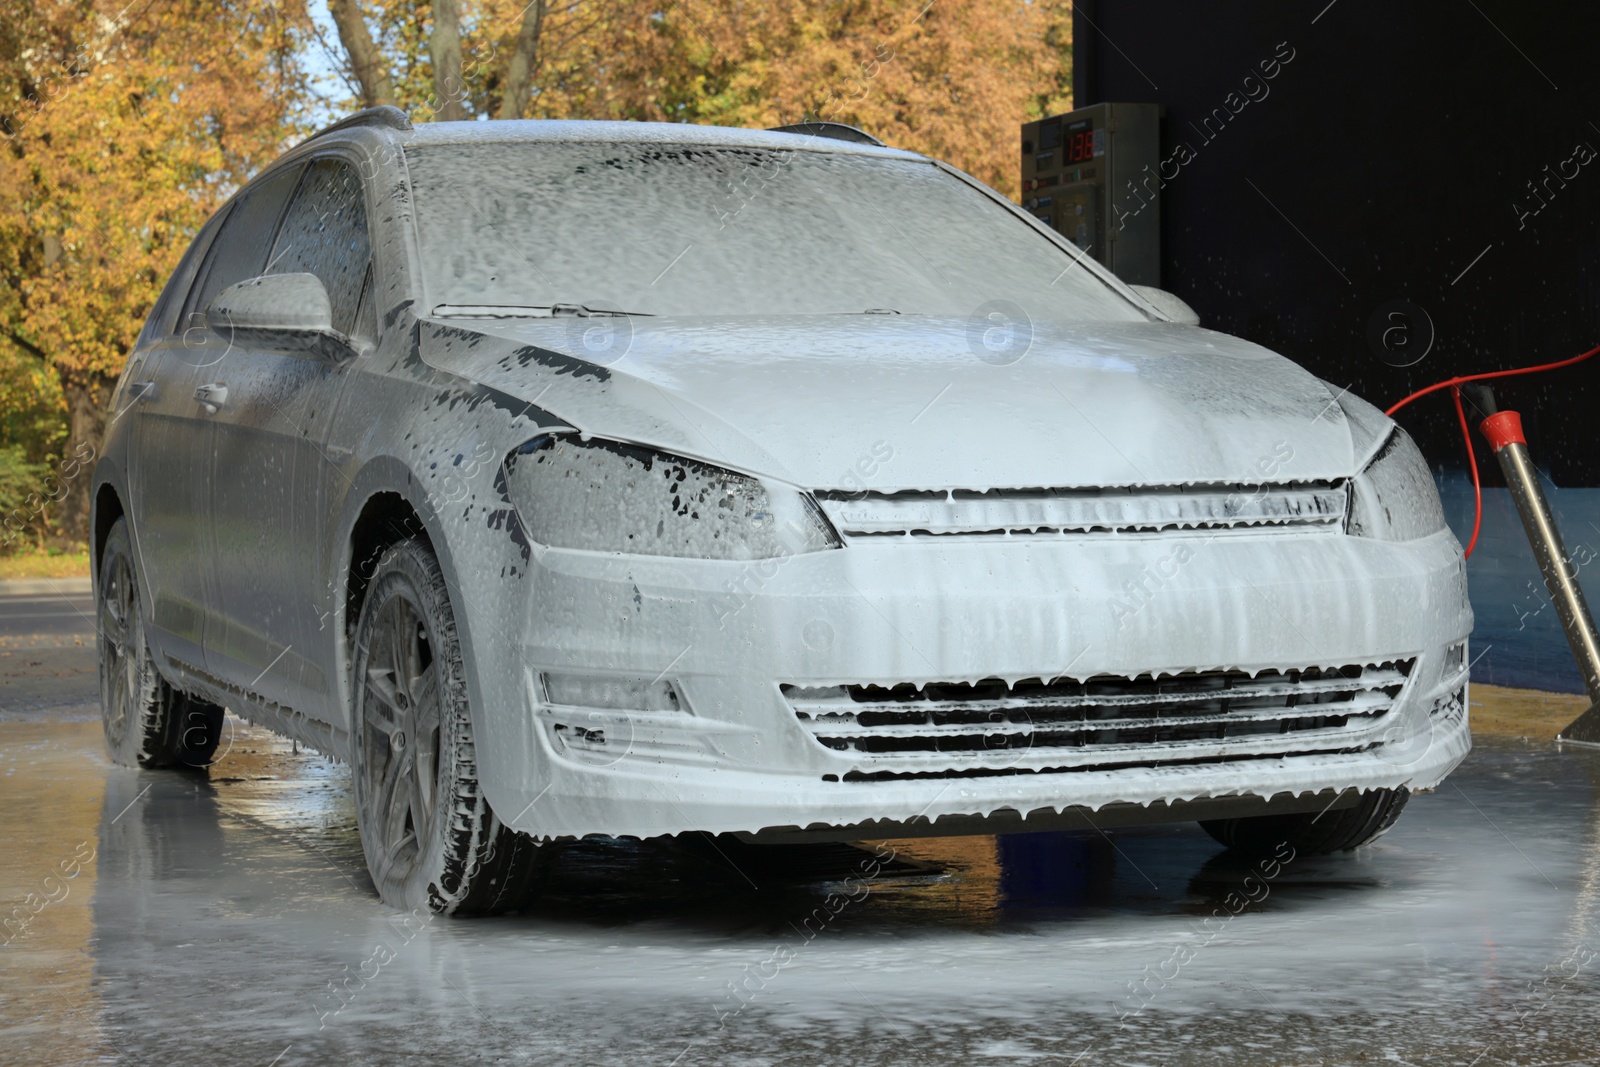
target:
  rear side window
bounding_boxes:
[181,162,305,327]
[267,158,372,337]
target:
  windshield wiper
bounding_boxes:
[432,303,652,318]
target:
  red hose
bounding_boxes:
[1383,344,1599,562]
[1449,385,1482,559]
[1385,345,1600,417]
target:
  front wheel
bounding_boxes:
[350,537,554,914]
[1199,788,1410,856]
[98,517,224,768]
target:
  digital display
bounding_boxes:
[1038,120,1061,151]
[1064,120,1095,164]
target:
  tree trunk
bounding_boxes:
[497,0,545,119]
[329,0,398,108]
[57,375,112,544]
[429,0,466,120]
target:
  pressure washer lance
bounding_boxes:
[1465,384,1600,746]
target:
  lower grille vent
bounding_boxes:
[785,660,1413,780]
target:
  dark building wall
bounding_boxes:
[1075,0,1600,488]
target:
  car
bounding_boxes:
[93,107,1472,914]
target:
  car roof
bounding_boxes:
[316,111,928,162]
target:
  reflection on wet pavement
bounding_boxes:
[2,710,1599,1065]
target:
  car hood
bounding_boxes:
[416,315,1384,491]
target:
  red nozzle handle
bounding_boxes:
[1479,410,1526,451]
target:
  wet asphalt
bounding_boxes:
[2,588,1599,1066]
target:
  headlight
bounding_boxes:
[1346,428,1448,541]
[503,435,841,559]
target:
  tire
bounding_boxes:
[1199,787,1410,856]
[98,517,225,769]
[349,537,553,915]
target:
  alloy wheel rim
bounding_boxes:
[361,589,442,885]
[99,549,135,740]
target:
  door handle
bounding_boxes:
[194,383,228,414]
[128,381,158,402]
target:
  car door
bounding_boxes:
[128,162,304,674]
[204,156,376,716]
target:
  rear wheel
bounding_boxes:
[350,537,554,914]
[1199,788,1410,856]
[98,517,224,768]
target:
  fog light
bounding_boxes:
[1429,686,1466,724]
[541,673,681,712]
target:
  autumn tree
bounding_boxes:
[322,0,1072,199]
[0,0,315,541]
[587,0,1076,198]
[326,0,550,119]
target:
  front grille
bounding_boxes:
[813,483,1348,540]
[784,660,1413,780]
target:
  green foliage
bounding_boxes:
[0,347,62,551]
[0,444,49,551]
[0,347,67,460]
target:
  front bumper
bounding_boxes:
[463,527,1472,841]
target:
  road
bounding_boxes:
[0,588,96,638]
[2,585,1599,1066]
[0,585,98,720]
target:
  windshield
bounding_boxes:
[404,141,1146,322]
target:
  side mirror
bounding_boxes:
[1129,285,1201,327]
[205,273,364,361]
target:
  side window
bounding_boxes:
[140,207,228,342]
[181,162,305,328]
[267,158,372,338]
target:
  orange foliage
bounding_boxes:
[339,0,1071,200]
[0,0,313,535]
[1,0,314,386]
[523,0,1073,199]
[647,0,1068,198]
